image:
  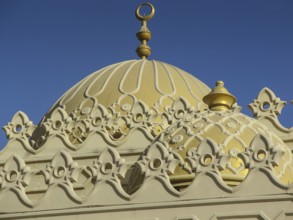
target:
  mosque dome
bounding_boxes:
[43,59,211,122]
[27,59,211,150]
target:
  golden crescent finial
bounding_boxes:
[135,3,155,59]
[135,3,155,21]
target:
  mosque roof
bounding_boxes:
[0,2,292,216]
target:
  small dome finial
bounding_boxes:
[203,80,237,111]
[135,3,155,59]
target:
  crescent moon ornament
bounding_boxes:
[135,3,155,21]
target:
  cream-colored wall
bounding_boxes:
[0,196,292,220]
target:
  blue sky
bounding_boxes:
[0,0,293,148]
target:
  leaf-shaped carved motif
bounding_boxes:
[186,138,228,173]
[3,111,36,141]
[42,150,81,187]
[0,155,31,191]
[243,134,284,170]
[88,147,127,184]
[248,87,286,118]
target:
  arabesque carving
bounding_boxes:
[249,87,293,147]
[88,147,127,183]
[0,155,32,207]
[3,111,36,147]
[42,150,81,187]
[4,97,197,152]
[1,91,293,211]
[0,135,291,211]
[136,142,184,179]
[185,138,228,173]
[241,134,284,170]
[0,155,31,191]
[249,87,286,119]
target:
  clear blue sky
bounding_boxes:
[0,0,293,148]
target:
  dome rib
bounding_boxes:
[118,60,141,94]
[173,65,203,103]
[88,60,133,97]
[160,61,177,96]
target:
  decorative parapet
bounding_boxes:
[0,135,291,212]
[248,87,293,148]
[1,97,199,156]
[0,92,292,212]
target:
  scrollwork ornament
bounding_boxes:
[88,147,128,184]
[42,150,81,187]
[129,101,150,125]
[71,97,97,121]
[185,138,228,174]
[249,87,286,119]
[32,96,201,148]
[106,117,130,141]
[170,135,184,144]
[241,134,284,170]
[89,104,110,129]
[163,98,196,124]
[136,142,184,179]
[0,155,31,191]
[3,111,36,142]
[66,120,90,144]
[43,107,72,136]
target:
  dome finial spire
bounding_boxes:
[135,3,155,59]
[203,80,237,111]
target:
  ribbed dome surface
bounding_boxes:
[157,110,293,187]
[44,59,211,120]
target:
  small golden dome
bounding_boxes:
[163,110,291,188]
